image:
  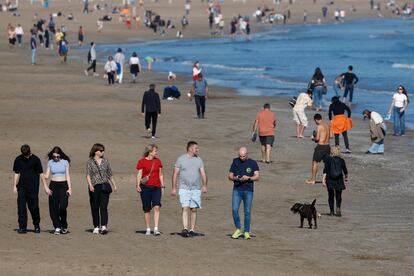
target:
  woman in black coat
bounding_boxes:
[322,146,348,217]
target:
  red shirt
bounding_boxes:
[136,158,163,187]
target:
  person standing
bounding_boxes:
[322,146,348,217]
[58,37,69,64]
[136,144,165,236]
[253,103,276,163]
[114,48,126,83]
[15,24,24,46]
[86,143,117,235]
[13,144,50,234]
[129,52,141,83]
[192,61,202,80]
[104,56,116,85]
[30,31,37,65]
[341,65,358,106]
[309,67,327,111]
[328,96,352,153]
[306,114,331,185]
[293,89,313,138]
[228,147,260,240]
[171,141,208,237]
[363,109,386,154]
[141,84,161,138]
[190,73,208,119]
[44,146,72,235]
[387,85,409,136]
[78,26,84,46]
[85,42,98,76]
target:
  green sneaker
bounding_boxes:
[243,232,251,240]
[231,229,243,239]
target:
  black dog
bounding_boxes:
[290,199,317,229]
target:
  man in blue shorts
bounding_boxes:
[171,141,208,237]
[228,147,260,240]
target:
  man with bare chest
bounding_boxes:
[307,113,331,185]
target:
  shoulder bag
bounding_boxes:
[140,159,155,185]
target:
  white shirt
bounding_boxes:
[129,56,140,65]
[370,111,383,125]
[114,52,125,64]
[294,93,313,111]
[393,93,407,108]
[193,67,202,77]
[15,26,24,35]
[104,60,117,72]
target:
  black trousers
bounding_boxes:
[107,72,115,84]
[327,188,342,213]
[145,112,158,136]
[87,60,96,73]
[91,184,110,228]
[48,181,69,229]
[334,131,349,150]
[195,95,206,118]
[17,186,40,229]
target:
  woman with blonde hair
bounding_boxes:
[322,146,348,217]
[136,144,164,236]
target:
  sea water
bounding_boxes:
[99,19,414,128]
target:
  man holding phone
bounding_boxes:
[228,147,260,240]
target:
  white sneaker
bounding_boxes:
[101,225,108,235]
[93,73,100,77]
[154,229,161,236]
[145,228,151,236]
[151,136,156,139]
[54,228,61,235]
[84,70,88,76]
[93,227,100,234]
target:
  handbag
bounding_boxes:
[93,159,112,194]
[140,160,155,185]
[289,96,297,108]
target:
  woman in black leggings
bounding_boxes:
[322,146,348,217]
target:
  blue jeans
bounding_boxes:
[333,83,341,97]
[368,139,384,153]
[232,189,253,233]
[393,106,405,135]
[31,48,36,64]
[312,86,324,109]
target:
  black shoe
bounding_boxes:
[181,229,189,237]
[336,208,342,217]
[34,225,41,234]
[17,228,27,234]
[188,230,195,237]
[328,212,335,216]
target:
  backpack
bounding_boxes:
[289,96,297,108]
[60,41,68,54]
[329,157,343,180]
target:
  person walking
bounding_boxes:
[171,141,208,237]
[309,67,327,111]
[58,37,69,64]
[306,114,331,185]
[104,56,116,85]
[190,73,208,119]
[13,144,50,234]
[129,52,141,83]
[114,48,126,83]
[78,26,84,46]
[15,24,24,46]
[86,143,118,235]
[363,109,386,154]
[293,89,313,138]
[328,96,352,153]
[30,32,37,65]
[387,85,409,136]
[228,147,260,240]
[322,146,348,216]
[141,84,161,138]
[253,103,276,163]
[341,65,358,106]
[44,146,72,235]
[85,42,98,76]
[136,144,165,236]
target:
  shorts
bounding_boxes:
[140,185,161,212]
[179,189,201,209]
[9,38,16,45]
[293,109,308,127]
[259,135,274,146]
[313,144,330,163]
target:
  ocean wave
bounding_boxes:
[392,63,414,70]
[179,61,268,72]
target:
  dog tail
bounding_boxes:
[311,199,316,206]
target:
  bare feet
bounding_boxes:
[306,179,316,185]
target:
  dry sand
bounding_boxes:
[0,1,414,275]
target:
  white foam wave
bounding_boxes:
[179,61,266,72]
[392,63,414,70]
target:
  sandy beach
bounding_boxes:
[1,1,414,275]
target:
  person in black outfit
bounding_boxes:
[329,96,352,153]
[341,65,358,106]
[141,84,161,138]
[13,144,50,234]
[322,146,348,217]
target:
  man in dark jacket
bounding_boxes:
[141,84,161,138]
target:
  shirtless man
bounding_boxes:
[306,113,331,185]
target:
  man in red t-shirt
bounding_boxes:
[253,103,276,163]
[136,144,165,236]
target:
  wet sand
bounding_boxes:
[1,1,414,275]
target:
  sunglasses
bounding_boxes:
[96,149,104,153]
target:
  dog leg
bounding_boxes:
[300,216,304,228]
[308,217,312,229]
[314,214,317,229]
